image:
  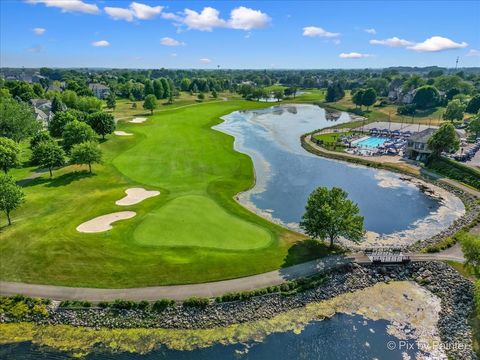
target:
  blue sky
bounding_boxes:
[1,0,479,69]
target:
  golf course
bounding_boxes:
[0,98,307,288]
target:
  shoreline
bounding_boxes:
[0,262,476,359]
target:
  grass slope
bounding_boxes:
[0,100,304,288]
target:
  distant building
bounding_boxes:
[30,99,53,128]
[406,128,437,162]
[88,83,110,99]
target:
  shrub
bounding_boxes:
[152,299,175,312]
[475,280,480,318]
[427,157,480,190]
[183,297,209,308]
[59,300,91,308]
[111,299,136,310]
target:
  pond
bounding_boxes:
[0,315,421,359]
[214,104,464,247]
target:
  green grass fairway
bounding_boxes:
[1,100,308,288]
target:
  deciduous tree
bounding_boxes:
[62,120,97,152]
[0,137,20,173]
[70,141,102,173]
[300,187,365,248]
[31,140,65,177]
[443,99,465,122]
[427,123,460,157]
[0,174,25,225]
[143,94,157,114]
[87,112,115,139]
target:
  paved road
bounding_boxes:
[0,252,464,301]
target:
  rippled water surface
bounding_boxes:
[0,315,422,359]
[214,104,464,245]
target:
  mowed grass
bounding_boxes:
[0,99,303,288]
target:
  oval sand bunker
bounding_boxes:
[129,117,146,123]
[77,211,136,233]
[114,131,133,136]
[116,188,160,206]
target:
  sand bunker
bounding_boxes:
[114,131,133,136]
[76,211,136,233]
[115,188,160,206]
[129,117,147,123]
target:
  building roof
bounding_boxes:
[88,83,109,90]
[408,128,437,143]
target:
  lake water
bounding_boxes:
[214,104,464,247]
[0,314,424,359]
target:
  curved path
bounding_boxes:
[0,252,463,301]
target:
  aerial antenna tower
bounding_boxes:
[455,56,459,71]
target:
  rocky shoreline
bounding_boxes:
[2,261,476,359]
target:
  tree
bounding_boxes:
[197,93,205,101]
[180,78,191,91]
[144,79,154,97]
[160,78,171,99]
[62,120,97,152]
[51,95,65,113]
[0,137,20,173]
[0,97,40,142]
[427,123,460,157]
[153,79,164,100]
[70,141,102,173]
[365,78,388,96]
[76,96,103,113]
[143,94,157,114]
[273,89,284,102]
[352,89,364,108]
[30,131,52,149]
[87,112,115,139]
[325,83,344,102]
[466,94,480,114]
[106,92,116,110]
[211,89,218,99]
[468,114,480,138]
[48,111,76,138]
[300,187,365,248]
[31,140,65,177]
[361,88,377,110]
[61,90,78,109]
[412,85,439,109]
[443,99,465,122]
[459,233,480,276]
[0,174,25,225]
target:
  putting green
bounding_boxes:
[1,99,305,287]
[134,195,272,250]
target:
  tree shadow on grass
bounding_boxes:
[281,239,344,268]
[21,170,95,188]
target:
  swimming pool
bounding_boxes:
[354,136,389,149]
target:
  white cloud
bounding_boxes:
[160,37,185,46]
[183,7,226,31]
[171,53,177,57]
[105,2,162,21]
[26,0,99,14]
[92,40,110,47]
[302,26,339,38]
[364,28,376,35]
[333,39,341,45]
[466,49,480,57]
[370,37,414,47]
[407,36,468,52]
[181,6,270,31]
[104,7,134,21]
[228,6,270,30]
[199,58,212,64]
[339,52,371,59]
[130,2,162,19]
[33,27,46,35]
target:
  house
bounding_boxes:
[88,83,110,99]
[30,99,53,128]
[387,79,404,102]
[406,128,437,162]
